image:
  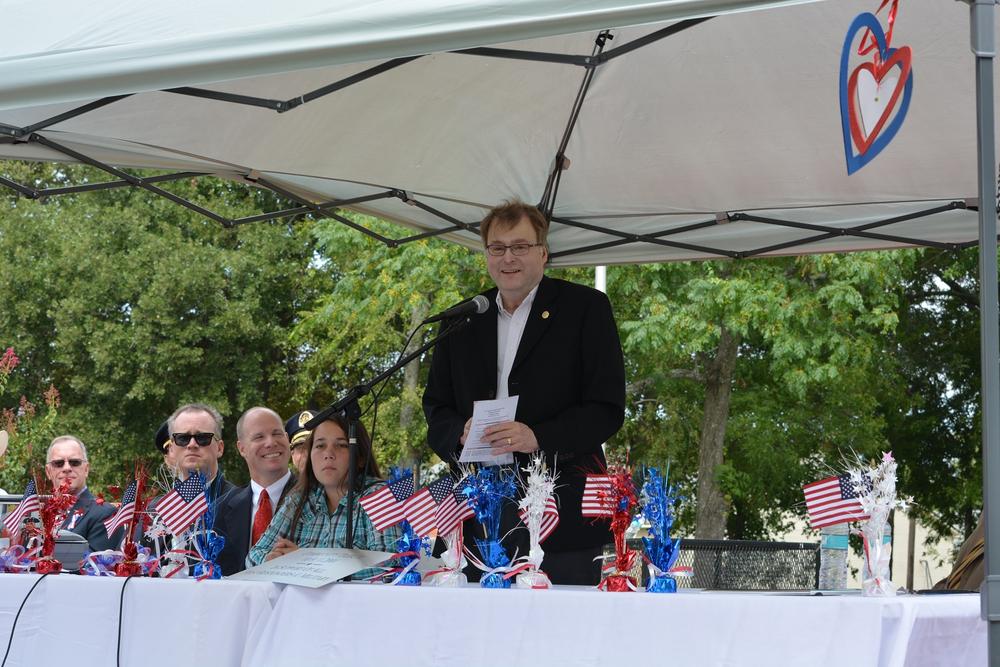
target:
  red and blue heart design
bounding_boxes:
[839,11,913,175]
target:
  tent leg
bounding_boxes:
[970,2,1000,665]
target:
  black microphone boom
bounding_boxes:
[422,294,490,325]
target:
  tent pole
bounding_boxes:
[969,2,1000,664]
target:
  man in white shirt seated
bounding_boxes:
[214,406,295,575]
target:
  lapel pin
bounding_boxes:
[541,310,550,319]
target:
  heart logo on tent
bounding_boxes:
[839,12,913,175]
[847,47,911,155]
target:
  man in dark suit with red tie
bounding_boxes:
[214,407,296,575]
[423,200,626,585]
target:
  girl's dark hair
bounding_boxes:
[286,413,381,537]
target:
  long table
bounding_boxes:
[245,585,986,667]
[0,574,985,667]
[0,574,280,667]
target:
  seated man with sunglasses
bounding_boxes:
[45,435,120,552]
[161,403,235,505]
[143,404,236,545]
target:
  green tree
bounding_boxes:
[289,216,490,481]
[884,248,983,541]
[613,252,911,538]
[0,162,322,489]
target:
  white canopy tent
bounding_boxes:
[0,0,998,657]
[0,0,989,265]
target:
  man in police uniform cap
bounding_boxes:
[154,420,180,471]
[285,410,316,474]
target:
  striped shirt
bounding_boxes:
[247,480,401,578]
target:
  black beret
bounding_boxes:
[155,420,170,453]
[285,410,316,446]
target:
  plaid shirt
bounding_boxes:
[247,479,402,577]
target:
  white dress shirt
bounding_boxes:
[249,469,292,530]
[496,285,539,397]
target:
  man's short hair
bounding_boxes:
[47,435,88,461]
[168,403,224,439]
[479,200,549,249]
[235,406,283,441]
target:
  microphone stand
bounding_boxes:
[305,313,475,548]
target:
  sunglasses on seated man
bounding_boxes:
[171,432,217,447]
[47,458,85,468]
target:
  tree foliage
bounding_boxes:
[0,162,321,489]
[0,159,986,546]
[611,253,912,538]
[289,216,490,478]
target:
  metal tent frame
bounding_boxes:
[0,0,997,661]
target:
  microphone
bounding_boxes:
[423,294,490,325]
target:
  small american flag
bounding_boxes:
[156,475,208,535]
[428,475,474,535]
[402,485,437,536]
[104,480,137,538]
[3,479,39,542]
[803,474,870,529]
[359,475,413,531]
[519,493,560,542]
[581,474,614,517]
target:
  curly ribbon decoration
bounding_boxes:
[857,0,899,63]
[0,544,40,573]
[463,542,523,589]
[387,552,422,586]
[83,549,124,576]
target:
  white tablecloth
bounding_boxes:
[245,584,986,667]
[0,574,986,667]
[0,574,280,667]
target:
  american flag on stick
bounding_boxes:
[803,474,871,529]
[156,475,208,535]
[428,475,474,535]
[519,493,559,542]
[581,474,614,517]
[3,479,39,542]
[103,479,137,539]
[401,484,437,536]
[359,475,414,531]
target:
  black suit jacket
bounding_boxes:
[423,275,626,552]
[62,488,118,552]
[214,473,296,576]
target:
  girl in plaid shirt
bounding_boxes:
[248,413,401,572]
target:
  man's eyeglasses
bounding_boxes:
[47,458,84,468]
[485,243,544,257]
[171,432,216,447]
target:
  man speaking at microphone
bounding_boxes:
[422,200,625,585]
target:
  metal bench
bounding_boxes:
[619,538,820,590]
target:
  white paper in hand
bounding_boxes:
[459,395,518,465]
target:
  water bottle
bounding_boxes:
[818,523,849,590]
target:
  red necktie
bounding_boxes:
[252,489,272,545]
